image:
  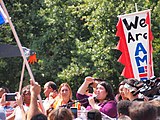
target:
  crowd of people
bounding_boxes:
[0,76,159,120]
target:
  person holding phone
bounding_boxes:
[6,85,31,120]
[0,87,15,117]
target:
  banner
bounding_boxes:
[116,10,154,81]
[0,44,37,64]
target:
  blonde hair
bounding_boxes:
[52,83,73,109]
[58,83,72,100]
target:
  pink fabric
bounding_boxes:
[76,93,117,118]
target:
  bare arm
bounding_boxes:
[16,93,26,120]
[7,93,26,120]
[27,80,42,120]
[6,111,15,120]
[77,76,94,95]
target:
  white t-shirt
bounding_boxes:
[14,105,29,120]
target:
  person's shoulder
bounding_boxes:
[102,100,117,107]
[76,93,89,98]
[103,100,117,107]
[108,100,117,103]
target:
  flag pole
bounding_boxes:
[0,0,45,114]
[18,61,25,93]
[147,11,151,80]
[135,3,138,12]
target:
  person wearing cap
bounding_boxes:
[43,81,58,114]
[123,78,145,101]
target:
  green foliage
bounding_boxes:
[0,0,159,98]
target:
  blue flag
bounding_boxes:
[0,5,8,25]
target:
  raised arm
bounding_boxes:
[27,80,42,120]
[16,93,26,120]
[77,76,94,95]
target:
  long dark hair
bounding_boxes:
[98,81,115,101]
